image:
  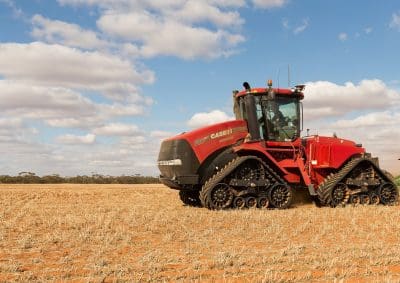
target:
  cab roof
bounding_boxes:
[235,87,304,100]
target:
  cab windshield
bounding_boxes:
[257,96,300,142]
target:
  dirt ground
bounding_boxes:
[1,184,400,282]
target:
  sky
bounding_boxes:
[0,0,399,176]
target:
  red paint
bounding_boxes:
[165,120,248,163]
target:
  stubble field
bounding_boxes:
[1,184,400,282]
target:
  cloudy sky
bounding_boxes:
[0,0,399,176]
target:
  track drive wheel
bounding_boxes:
[269,184,292,209]
[207,183,234,210]
[330,183,350,207]
[378,182,398,205]
[179,190,201,207]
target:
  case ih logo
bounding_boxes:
[211,128,233,139]
[194,126,247,146]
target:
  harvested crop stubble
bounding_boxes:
[0,184,400,282]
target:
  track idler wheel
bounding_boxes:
[269,184,292,209]
[257,197,269,209]
[330,183,350,207]
[208,183,234,210]
[245,196,257,209]
[378,182,399,205]
[233,197,246,209]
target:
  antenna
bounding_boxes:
[288,64,291,87]
[277,68,280,89]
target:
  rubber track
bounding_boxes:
[199,156,287,209]
[317,156,396,206]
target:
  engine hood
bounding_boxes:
[163,120,248,163]
[303,135,365,169]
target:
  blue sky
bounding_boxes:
[0,0,399,176]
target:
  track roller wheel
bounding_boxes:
[378,182,399,205]
[233,197,246,209]
[269,184,292,209]
[369,193,380,205]
[349,194,360,206]
[245,196,257,209]
[208,183,234,210]
[360,194,370,205]
[330,183,350,207]
[257,197,269,209]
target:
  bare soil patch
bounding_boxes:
[1,184,400,282]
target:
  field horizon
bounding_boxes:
[1,184,400,282]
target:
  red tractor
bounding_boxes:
[157,81,398,209]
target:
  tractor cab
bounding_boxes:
[233,81,304,143]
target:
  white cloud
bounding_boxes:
[0,42,154,101]
[206,0,246,8]
[0,117,22,128]
[187,109,233,128]
[303,79,398,120]
[282,18,309,34]
[0,81,95,118]
[120,135,146,145]
[389,12,400,31]
[332,111,400,129]
[251,0,287,9]
[0,42,154,131]
[31,15,109,50]
[338,32,348,41]
[293,18,309,34]
[149,130,175,147]
[364,27,373,34]
[120,43,142,58]
[56,133,96,144]
[55,0,290,60]
[97,12,245,59]
[150,130,174,139]
[166,1,243,27]
[0,80,148,130]
[0,117,38,143]
[58,0,248,60]
[93,123,141,136]
[58,0,288,10]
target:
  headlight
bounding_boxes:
[157,159,182,166]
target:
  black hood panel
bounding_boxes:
[158,139,200,179]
